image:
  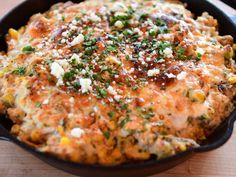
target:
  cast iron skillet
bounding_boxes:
[0,0,236,177]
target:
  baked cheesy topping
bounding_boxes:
[0,0,235,165]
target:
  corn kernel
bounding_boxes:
[31,130,41,142]
[188,89,206,103]
[0,64,12,78]
[228,76,236,84]
[106,56,121,65]
[233,44,236,51]
[2,92,14,104]
[57,126,64,135]
[179,143,187,151]
[9,28,19,40]
[60,136,70,145]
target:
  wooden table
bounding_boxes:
[0,1,236,177]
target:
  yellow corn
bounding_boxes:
[60,136,70,145]
[9,28,19,40]
[189,89,206,103]
[2,91,14,104]
[57,126,64,135]
[0,64,12,78]
[228,76,236,84]
[31,130,41,142]
[233,44,236,51]
[106,56,121,65]
[179,143,187,151]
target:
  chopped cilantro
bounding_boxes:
[149,29,157,37]
[108,111,115,119]
[22,45,35,54]
[156,18,166,26]
[35,102,41,108]
[120,103,128,110]
[73,81,81,89]
[143,112,155,119]
[103,131,110,139]
[13,67,26,75]
[63,71,75,81]
[107,45,118,52]
[96,87,107,98]
[119,116,130,127]
[139,13,149,22]
[176,47,187,60]
[196,53,202,61]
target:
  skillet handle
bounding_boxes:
[207,0,236,25]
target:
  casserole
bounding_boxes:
[0,0,235,177]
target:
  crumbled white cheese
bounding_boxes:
[196,47,205,55]
[70,53,81,63]
[163,47,173,58]
[120,128,130,137]
[177,71,187,80]
[42,99,49,105]
[71,34,84,46]
[133,28,143,36]
[90,13,101,22]
[114,95,122,101]
[52,49,60,58]
[99,6,107,15]
[111,2,127,12]
[107,86,117,95]
[50,62,65,85]
[70,128,85,138]
[114,12,127,17]
[69,24,77,31]
[56,59,70,69]
[147,68,160,77]
[62,31,69,37]
[69,97,74,103]
[114,20,124,29]
[165,73,176,78]
[79,78,92,93]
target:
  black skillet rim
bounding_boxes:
[0,0,235,170]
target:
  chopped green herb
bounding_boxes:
[103,131,110,139]
[119,116,130,127]
[123,29,133,36]
[35,102,41,108]
[97,87,107,98]
[61,15,65,21]
[143,112,155,119]
[120,103,128,110]
[176,47,187,60]
[156,18,166,26]
[139,13,149,22]
[73,81,81,89]
[107,45,118,52]
[63,71,75,81]
[22,46,35,54]
[196,53,202,61]
[13,67,26,75]
[149,29,157,36]
[108,111,115,119]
